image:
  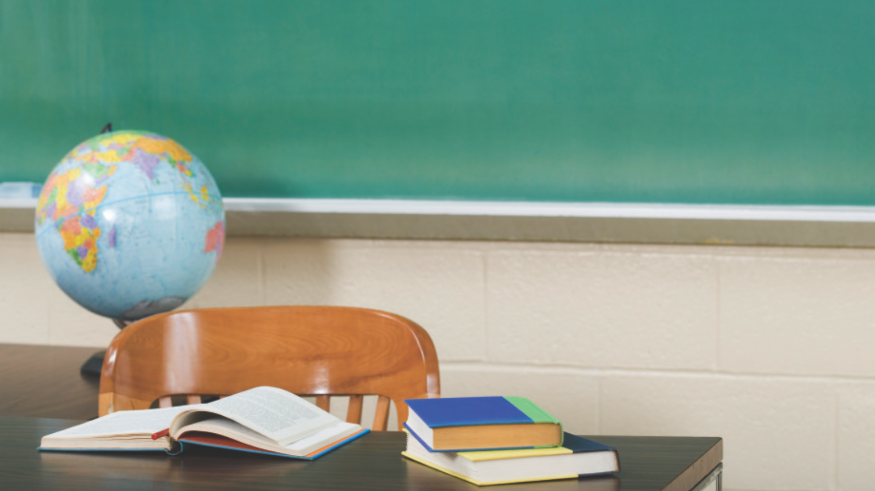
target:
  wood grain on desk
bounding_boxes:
[0,344,100,420]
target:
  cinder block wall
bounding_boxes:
[2,232,873,491]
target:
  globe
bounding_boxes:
[35,130,225,324]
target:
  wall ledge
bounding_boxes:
[5,197,875,247]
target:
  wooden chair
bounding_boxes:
[98,306,440,430]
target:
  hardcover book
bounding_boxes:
[402,430,620,486]
[404,396,562,451]
[39,387,368,460]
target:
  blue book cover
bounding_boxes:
[404,396,563,451]
[405,396,560,428]
[560,433,618,457]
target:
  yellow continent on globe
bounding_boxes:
[37,165,116,273]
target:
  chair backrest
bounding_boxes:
[98,306,440,430]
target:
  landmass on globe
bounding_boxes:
[36,132,218,273]
[34,130,225,321]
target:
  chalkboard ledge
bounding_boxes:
[5,197,875,248]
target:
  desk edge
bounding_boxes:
[665,438,723,491]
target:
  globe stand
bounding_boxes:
[80,318,133,378]
[80,351,106,377]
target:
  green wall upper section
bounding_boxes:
[2,0,874,204]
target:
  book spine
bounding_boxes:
[504,396,563,447]
[503,397,560,425]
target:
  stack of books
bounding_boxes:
[401,396,620,486]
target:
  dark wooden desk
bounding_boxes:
[0,344,100,420]
[0,343,722,491]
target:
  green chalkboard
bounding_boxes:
[2,0,874,204]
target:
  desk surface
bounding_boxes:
[0,343,722,491]
[1,417,721,491]
[0,343,100,420]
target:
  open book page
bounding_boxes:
[285,421,361,453]
[40,406,193,450]
[46,406,192,439]
[170,387,340,446]
[177,416,362,456]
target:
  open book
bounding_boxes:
[39,387,368,459]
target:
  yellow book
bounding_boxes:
[402,430,619,486]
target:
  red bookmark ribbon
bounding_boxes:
[151,429,170,440]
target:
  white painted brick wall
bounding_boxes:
[3,232,874,491]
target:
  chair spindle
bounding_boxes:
[373,396,391,431]
[346,395,364,424]
[315,395,330,412]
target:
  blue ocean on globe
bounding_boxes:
[35,130,225,322]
